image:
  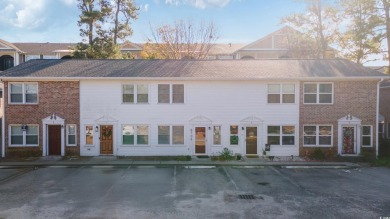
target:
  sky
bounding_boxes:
[0,0,306,44]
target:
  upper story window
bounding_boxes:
[9,82,38,104]
[268,84,295,104]
[122,84,149,104]
[158,84,184,104]
[303,83,333,104]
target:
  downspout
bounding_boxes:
[1,80,5,158]
[376,78,384,159]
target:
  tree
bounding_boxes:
[108,0,138,44]
[282,0,340,58]
[146,20,219,59]
[75,0,138,59]
[337,0,382,64]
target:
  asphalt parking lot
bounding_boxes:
[0,166,389,219]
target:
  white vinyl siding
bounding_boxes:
[9,82,38,104]
[303,82,333,104]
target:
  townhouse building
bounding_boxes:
[0,59,387,158]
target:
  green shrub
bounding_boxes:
[310,148,325,161]
[219,148,235,161]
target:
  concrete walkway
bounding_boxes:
[0,156,360,168]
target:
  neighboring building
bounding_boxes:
[380,81,390,139]
[0,39,24,71]
[0,59,387,158]
[233,26,337,60]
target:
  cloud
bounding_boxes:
[165,0,231,9]
[59,0,77,6]
[0,0,47,29]
[141,4,149,12]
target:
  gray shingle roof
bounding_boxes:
[0,59,387,79]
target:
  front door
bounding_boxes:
[48,125,61,155]
[246,127,258,155]
[342,126,356,154]
[195,127,206,154]
[100,125,113,155]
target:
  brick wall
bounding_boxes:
[380,87,390,138]
[299,80,378,157]
[4,81,80,157]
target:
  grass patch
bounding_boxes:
[372,158,390,167]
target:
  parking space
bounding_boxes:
[0,166,388,218]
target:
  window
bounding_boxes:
[9,82,38,104]
[362,126,372,147]
[122,125,149,145]
[388,123,390,139]
[303,125,332,146]
[158,84,184,104]
[10,125,39,146]
[122,84,149,103]
[85,125,93,145]
[267,125,295,146]
[213,126,221,145]
[267,84,295,104]
[158,125,184,145]
[230,125,239,145]
[67,124,77,146]
[379,123,384,139]
[303,83,333,104]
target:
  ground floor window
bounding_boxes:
[158,125,184,145]
[85,125,93,145]
[303,125,332,146]
[230,125,238,145]
[362,125,372,147]
[267,125,295,146]
[67,124,77,146]
[122,125,149,145]
[213,126,221,145]
[10,124,39,146]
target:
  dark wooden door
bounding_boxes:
[195,127,206,154]
[100,125,113,154]
[48,125,61,155]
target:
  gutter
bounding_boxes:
[1,80,4,158]
[377,78,385,158]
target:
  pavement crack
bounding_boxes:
[222,166,239,191]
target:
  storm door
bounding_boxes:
[246,127,258,155]
[342,126,356,154]
[195,127,206,154]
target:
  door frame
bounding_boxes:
[99,124,114,155]
[244,126,259,155]
[338,115,361,156]
[42,115,65,156]
[194,126,207,155]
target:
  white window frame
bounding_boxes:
[121,124,150,146]
[387,123,390,139]
[213,125,222,146]
[157,125,185,146]
[85,125,94,145]
[303,125,333,147]
[66,124,77,146]
[361,125,373,147]
[267,125,296,146]
[9,124,39,147]
[122,84,149,104]
[267,83,295,104]
[303,82,333,104]
[157,84,185,104]
[9,82,39,104]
